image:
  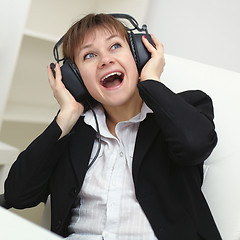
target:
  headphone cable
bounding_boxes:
[86,101,101,169]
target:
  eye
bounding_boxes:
[84,52,95,60]
[111,43,121,50]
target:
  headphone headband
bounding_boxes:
[53,13,150,63]
[109,13,149,33]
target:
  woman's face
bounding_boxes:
[75,27,140,109]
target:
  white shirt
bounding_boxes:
[67,103,157,240]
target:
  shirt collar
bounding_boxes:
[83,103,153,138]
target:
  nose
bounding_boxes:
[98,52,114,68]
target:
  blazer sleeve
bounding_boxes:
[137,80,217,166]
[4,118,72,209]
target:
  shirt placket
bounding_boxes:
[103,141,126,238]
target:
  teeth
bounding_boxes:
[101,72,122,82]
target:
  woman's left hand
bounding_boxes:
[140,34,165,82]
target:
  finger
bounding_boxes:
[55,63,62,82]
[47,65,55,89]
[151,34,164,54]
[150,34,160,46]
[142,35,156,53]
[47,64,54,78]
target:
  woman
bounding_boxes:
[4,13,221,239]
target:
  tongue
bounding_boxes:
[103,76,122,88]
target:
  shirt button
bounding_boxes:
[102,232,110,238]
[120,151,124,157]
[112,181,118,187]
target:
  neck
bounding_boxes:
[104,96,143,137]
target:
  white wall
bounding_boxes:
[145,0,240,73]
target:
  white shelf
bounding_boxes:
[6,34,56,113]
[3,102,58,124]
[2,0,150,126]
[25,0,98,38]
[24,29,59,43]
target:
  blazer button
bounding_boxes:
[56,219,62,230]
[69,188,78,198]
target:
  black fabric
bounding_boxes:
[0,194,10,209]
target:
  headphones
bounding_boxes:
[51,13,153,103]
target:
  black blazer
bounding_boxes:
[4,80,222,239]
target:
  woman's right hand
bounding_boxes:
[47,63,84,138]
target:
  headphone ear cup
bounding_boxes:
[61,59,91,102]
[128,32,153,74]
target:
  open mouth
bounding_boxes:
[100,72,124,88]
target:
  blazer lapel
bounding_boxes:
[68,114,160,187]
[132,114,160,184]
[69,118,96,185]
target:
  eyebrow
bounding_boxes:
[80,34,121,52]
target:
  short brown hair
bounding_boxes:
[62,13,129,63]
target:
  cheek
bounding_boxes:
[77,62,102,101]
[128,59,139,82]
[81,75,96,95]
[78,67,97,94]
[126,53,138,75]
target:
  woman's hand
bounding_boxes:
[47,63,84,138]
[140,34,165,82]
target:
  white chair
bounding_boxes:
[29,54,240,239]
[161,54,240,240]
